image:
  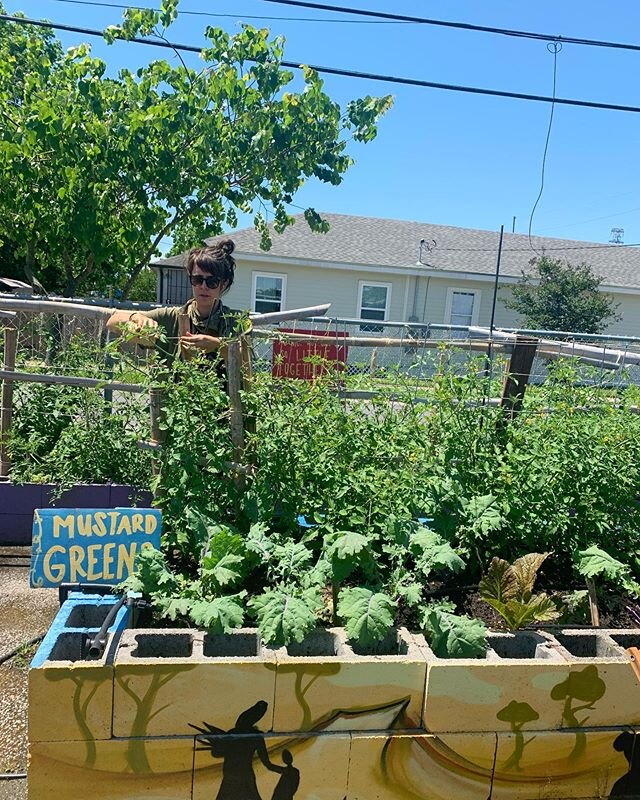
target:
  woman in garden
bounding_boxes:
[106,239,240,363]
[191,700,285,800]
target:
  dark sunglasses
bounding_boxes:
[190,275,222,289]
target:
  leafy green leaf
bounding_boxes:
[410,528,465,577]
[479,557,517,604]
[512,552,551,598]
[118,547,177,597]
[155,596,192,621]
[201,553,245,589]
[422,609,488,659]
[576,545,629,581]
[337,587,396,649]
[249,590,318,646]
[189,597,244,633]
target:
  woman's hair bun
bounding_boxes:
[219,238,235,257]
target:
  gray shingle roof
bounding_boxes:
[154,213,640,289]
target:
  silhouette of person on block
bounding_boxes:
[191,700,284,800]
[271,750,300,800]
[609,731,640,796]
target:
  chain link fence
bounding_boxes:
[251,316,640,393]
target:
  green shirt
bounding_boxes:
[143,299,239,363]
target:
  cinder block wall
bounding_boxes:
[28,603,640,799]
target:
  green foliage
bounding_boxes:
[8,335,151,489]
[0,2,391,295]
[422,606,488,659]
[575,545,640,596]
[126,268,157,303]
[249,589,320,646]
[479,553,560,630]
[337,588,396,650]
[503,256,619,334]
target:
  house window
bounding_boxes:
[358,282,391,332]
[445,289,481,330]
[252,273,286,314]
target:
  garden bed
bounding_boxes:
[27,594,640,800]
[0,483,152,545]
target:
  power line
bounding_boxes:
[264,0,640,55]
[4,13,640,114]
[32,0,400,24]
[437,242,640,253]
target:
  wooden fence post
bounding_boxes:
[369,347,378,378]
[226,339,246,488]
[0,324,18,478]
[240,334,256,441]
[500,336,539,422]
[149,388,166,446]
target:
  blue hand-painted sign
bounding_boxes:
[29,508,161,588]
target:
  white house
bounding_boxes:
[152,213,640,336]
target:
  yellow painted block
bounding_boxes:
[273,629,427,732]
[192,732,350,800]
[490,728,634,799]
[28,737,194,800]
[556,662,640,729]
[28,664,114,743]
[347,731,496,800]
[113,629,279,738]
[424,661,571,733]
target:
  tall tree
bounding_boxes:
[0,1,392,296]
[503,256,619,334]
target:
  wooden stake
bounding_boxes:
[149,387,166,445]
[369,347,378,377]
[500,336,538,421]
[0,325,18,478]
[586,578,600,627]
[226,339,245,489]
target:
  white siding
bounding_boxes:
[161,258,640,337]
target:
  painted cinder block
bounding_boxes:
[551,629,640,730]
[272,627,428,733]
[346,731,496,800]
[28,737,194,800]
[421,631,572,733]
[490,727,635,800]
[192,731,351,800]
[29,660,114,743]
[113,629,279,738]
[29,594,129,743]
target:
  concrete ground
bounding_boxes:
[0,547,59,800]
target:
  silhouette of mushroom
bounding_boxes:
[497,701,540,727]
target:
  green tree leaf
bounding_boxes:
[503,256,619,334]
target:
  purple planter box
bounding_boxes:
[0,483,153,545]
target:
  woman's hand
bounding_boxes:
[180,332,222,354]
[127,313,159,347]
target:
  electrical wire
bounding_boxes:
[30,0,398,24]
[528,42,561,255]
[4,13,640,114]
[264,0,640,55]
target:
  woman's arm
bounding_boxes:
[256,738,285,773]
[106,310,159,346]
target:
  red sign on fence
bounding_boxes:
[272,329,348,380]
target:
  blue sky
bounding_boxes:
[9,0,640,248]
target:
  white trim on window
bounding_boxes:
[251,271,287,314]
[444,287,482,327]
[357,280,392,333]
[357,280,392,320]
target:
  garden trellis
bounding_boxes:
[1,292,640,481]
